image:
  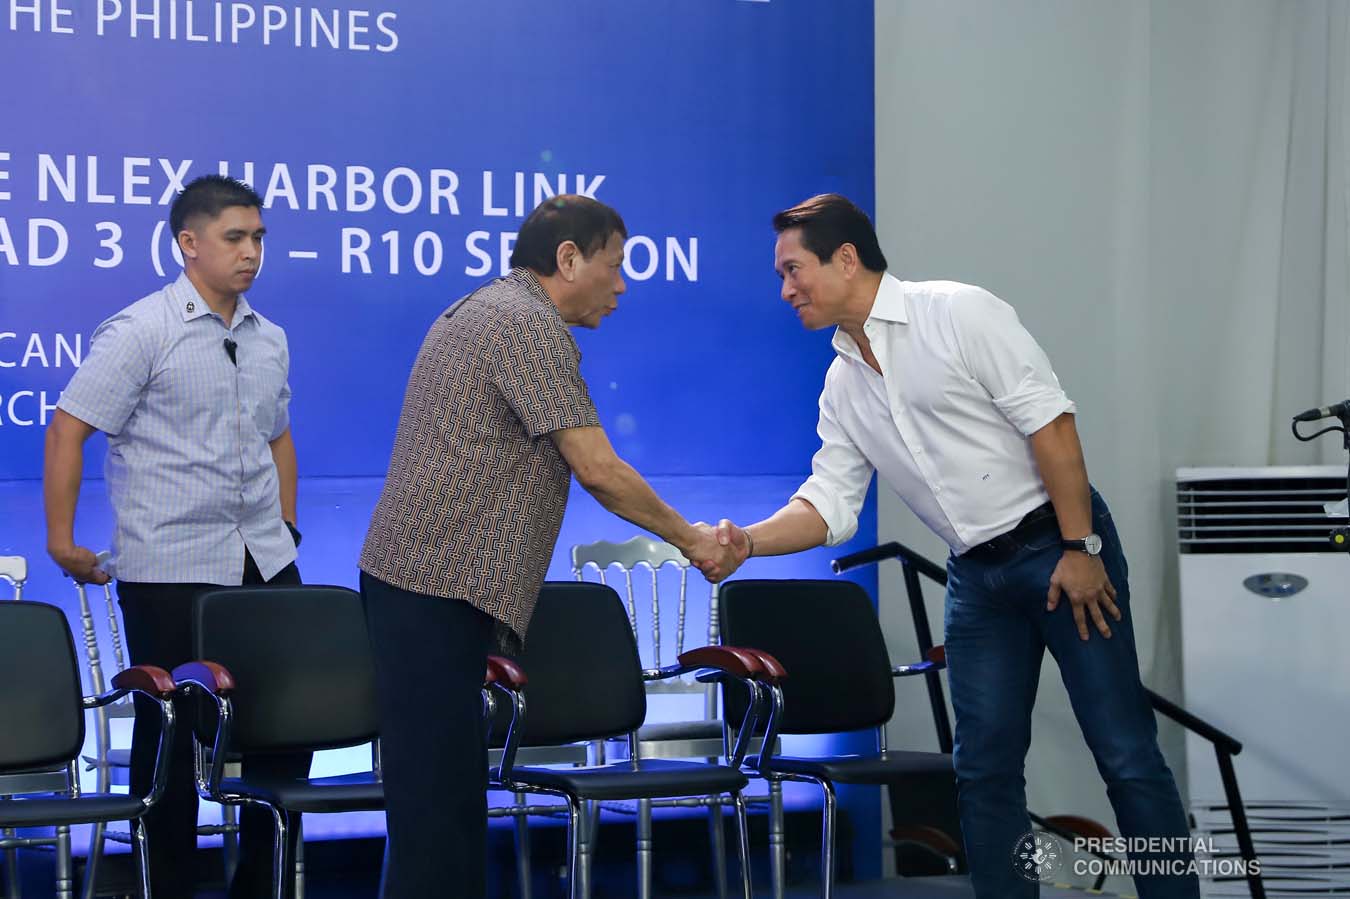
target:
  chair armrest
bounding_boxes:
[171,661,235,695]
[85,665,178,708]
[84,667,179,810]
[485,655,528,690]
[893,644,947,677]
[667,645,790,771]
[740,649,787,684]
[170,661,235,800]
[110,665,177,699]
[891,825,962,875]
[674,646,764,681]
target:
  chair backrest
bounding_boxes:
[0,555,28,600]
[572,536,716,671]
[72,551,128,699]
[0,601,85,771]
[718,579,896,735]
[494,581,647,747]
[193,585,378,753]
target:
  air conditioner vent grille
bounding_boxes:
[1177,476,1346,554]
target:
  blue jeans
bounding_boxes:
[944,491,1198,898]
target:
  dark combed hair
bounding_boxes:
[169,175,264,237]
[772,193,888,273]
[510,194,627,276]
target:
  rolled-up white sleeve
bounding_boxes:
[949,286,1075,436]
[792,369,875,547]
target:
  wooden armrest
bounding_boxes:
[485,655,528,690]
[110,665,176,699]
[171,661,235,695]
[891,824,962,859]
[677,646,764,680]
[739,649,787,684]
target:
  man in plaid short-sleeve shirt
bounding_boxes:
[358,195,736,898]
[44,175,308,898]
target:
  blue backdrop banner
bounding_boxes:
[0,0,875,480]
[0,0,880,871]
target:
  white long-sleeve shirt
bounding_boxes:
[793,273,1075,555]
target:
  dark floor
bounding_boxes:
[6,812,1121,899]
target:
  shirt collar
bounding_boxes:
[512,267,566,321]
[867,272,908,323]
[170,271,256,326]
[831,271,907,358]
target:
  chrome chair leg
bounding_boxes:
[269,805,289,899]
[819,779,837,899]
[131,819,151,899]
[54,826,72,899]
[293,816,305,899]
[222,802,240,886]
[3,828,20,899]
[732,793,753,899]
[512,792,533,899]
[636,798,653,899]
[566,799,584,899]
[81,822,107,899]
[709,800,729,899]
[769,781,786,899]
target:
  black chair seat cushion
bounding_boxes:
[768,750,953,784]
[635,720,723,742]
[0,793,146,827]
[509,758,748,801]
[218,772,384,813]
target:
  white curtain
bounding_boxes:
[873,0,1350,881]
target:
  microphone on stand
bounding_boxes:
[1292,399,1350,422]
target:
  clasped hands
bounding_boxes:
[682,519,751,583]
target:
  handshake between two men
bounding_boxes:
[685,519,752,584]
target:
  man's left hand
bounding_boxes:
[1047,551,1121,640]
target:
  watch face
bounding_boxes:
[1084,533,1103,555]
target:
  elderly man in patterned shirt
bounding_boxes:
[359,194,737,898]
[43,175,308,898]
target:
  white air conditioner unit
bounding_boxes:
[1178,466,1350,896]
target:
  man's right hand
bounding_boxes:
[684,522,744,583]
[48,543,110,584]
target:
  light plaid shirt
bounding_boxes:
[58,272,296,584]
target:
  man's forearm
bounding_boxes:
[743,498,830,557]
[43,422,85,551]
[1030,413,1093,538]
[581,457,699,553]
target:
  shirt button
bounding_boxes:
[913,447,923,455]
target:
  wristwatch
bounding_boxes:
[1062,534,1103,556]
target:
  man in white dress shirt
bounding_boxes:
[713,194,1197,897]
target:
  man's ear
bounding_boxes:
[177,229,197,260]
[555,240,580,282]
[835,242,859,278]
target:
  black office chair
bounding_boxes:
[0,600,177,899]
[172,585,385,899]
[488,581,782,899]
[718,579,957,899]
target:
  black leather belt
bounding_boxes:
[961,500,1060,562]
